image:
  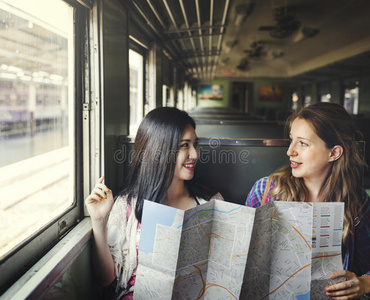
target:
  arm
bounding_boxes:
[85,176,116,287]
[325,191,370,299]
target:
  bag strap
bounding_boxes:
[261,176,272,206]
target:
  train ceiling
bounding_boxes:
[126,0,370,82]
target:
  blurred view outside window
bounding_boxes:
[129,49,143,136]
[0,0,73,257]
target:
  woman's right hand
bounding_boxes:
[85,176,114,221]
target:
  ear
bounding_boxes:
[329,145,343,162]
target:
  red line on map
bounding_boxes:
[312,253,341,260]
[292,226,311,250]
[200,283,238,299]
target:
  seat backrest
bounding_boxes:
[195,121,286,139]
[194,138,290,204]
[118,138,366,205]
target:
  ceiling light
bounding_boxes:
[234,13,245,26]
[234,3,255,26]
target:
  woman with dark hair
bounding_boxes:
[245,102,370,299]
[85,107,222,299]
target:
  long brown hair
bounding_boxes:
[270,102,365,241]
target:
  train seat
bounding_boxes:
[195,120,287,139]
[194,138,290,204]
[117,137,366,205]
[118,138,291,205]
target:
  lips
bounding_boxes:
[290,160,301,169]
[184,162,196,171]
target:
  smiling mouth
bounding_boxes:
[290,161,301,168]
[184,162,196,170]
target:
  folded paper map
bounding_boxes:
[134,200,344,300]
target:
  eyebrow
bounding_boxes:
[289,134,311,142]
[180,138,199,142]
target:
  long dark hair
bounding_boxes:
[121,107,217,222]
[271,102,365,240]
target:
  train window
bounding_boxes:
[184,82,196,111]
[344,87,359,115]
[320,94,332,102]
[162,85,169,106]
[129,49,144,135]
[318,81,331,103]
[177,90,184,110]
[0,0,80,290]
[304,95,311,107]
[162,85,175,107]
[291,92,299,111]
[343,79,359,115]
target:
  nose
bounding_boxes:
[189,145,199,160]
[287,143,297,157]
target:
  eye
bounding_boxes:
[300,141,308,147]
[180,143,189,148]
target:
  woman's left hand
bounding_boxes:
[326,270,367,299]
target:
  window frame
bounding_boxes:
[129,39,148,125]
[0,0,89,293]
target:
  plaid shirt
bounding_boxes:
[245,177,370,277]
[245,176,275,208]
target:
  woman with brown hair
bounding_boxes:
[246,102,370,299]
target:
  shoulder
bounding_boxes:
[111,194,129,213]
[353,190,370,247]
[359,189,370,203]
[107,195,138,244]
[108,195,131,229]
[252,176,272,194]
[246,176,275,208]
[353,190,370,273]
[358,189,370,222]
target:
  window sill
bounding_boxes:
[2,217,92,300]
